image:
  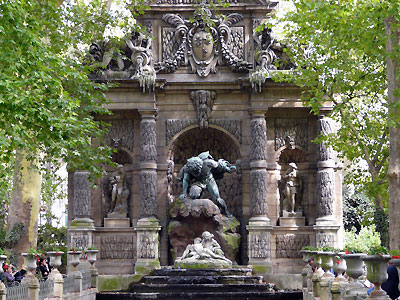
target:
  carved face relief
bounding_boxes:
[192,31,214,61]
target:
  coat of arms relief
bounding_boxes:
[155,1,251,77]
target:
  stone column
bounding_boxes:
[135,109,161,275]
[68,171,95,271]
[314,114,340,247]
[246,108,273,275]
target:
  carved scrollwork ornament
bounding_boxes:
[156,1,251,77]
[250,26,278,92]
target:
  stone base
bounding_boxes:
[175,259,232,269]
[279,217,305,227]
[107,211,127,219]
[135,260,161,276]
[248,262,273,277]
[282,211,303,217]
[169,198,241,263]
[104,218,130,228]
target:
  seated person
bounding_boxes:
[14,269,27,283]
[2,264,15,286]
[39,258,50,280]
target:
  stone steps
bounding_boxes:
[142,275,263,284]
[133,283,275,293]
[96,268,303,300]
[97,291,303,300]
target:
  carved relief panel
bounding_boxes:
[100,235,135,259]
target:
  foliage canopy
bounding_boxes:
[273,0,392,208]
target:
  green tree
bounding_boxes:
[272,0,393,244]
[0,0,148,264]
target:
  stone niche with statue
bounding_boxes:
[67,0,344,289]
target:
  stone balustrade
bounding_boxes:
[301,250,398,300]
[0,251,99,300]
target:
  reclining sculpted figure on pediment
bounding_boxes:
[175,231,232,268]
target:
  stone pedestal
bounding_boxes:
[22,272,39,300]
[280,217,305,227]
[49,268,63,298]
[134,217,161,275]
[104,217,130,228]
[0,281,5,300]
[68,171,95,272]
[314,224,340,248]
[331,280,348,300]
[246,217,273,275]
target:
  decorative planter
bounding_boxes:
[332,253,347,283]
[86,250,98,265]
[68,251,82,271]
[389,258,400,291]
[47,251,64,269]
[0,255,7,270]
[319,252,334,272]
[21,253,38,273]
[342,253,366,288]
[362,255,391,299]
[300,250,313,263]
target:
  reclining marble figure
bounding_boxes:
[176,231,232,267]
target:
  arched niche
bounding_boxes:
[111,148,133,165]
[167,126,242,218]
[276,145,308,223]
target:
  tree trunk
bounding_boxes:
[385,17,400,250]
[7,150,42,267]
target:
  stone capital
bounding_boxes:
[139,108,159,119]
[249,107,268,118]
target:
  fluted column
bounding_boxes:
[246,108,272,275]
[135,108,161,275]
[314,114,340,247]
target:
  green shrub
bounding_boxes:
[344,225,381,253]
[367,245,389,256]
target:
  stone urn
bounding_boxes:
[86,250,99,288]
[389,258,400,290]
[342,253,366,288]
[332,253,347,283]
[0,255,7,270]
[319,251,334,275]
[318,251,335,300]
[68,251,82,271]
[0,254,7,290]
[362,255,391,299]
[21,253,38,274]
[47,251,64,269]
[86,250,98,266]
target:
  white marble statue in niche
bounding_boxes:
[108,165,130,218]
[280,162,302,216]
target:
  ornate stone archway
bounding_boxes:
[167,126,242,218]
